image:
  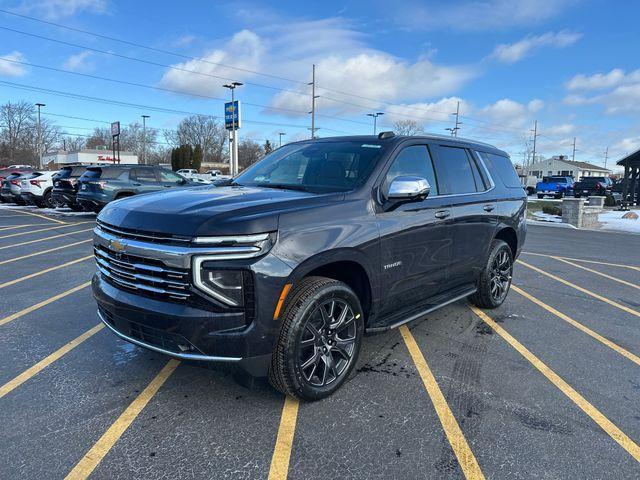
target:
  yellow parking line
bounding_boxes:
[0,323,104,399]
[511,285,640,366]
[0,227,94,250]
[0,223,59,231]
[0,221,92,240]
[518,260,640,319]
[400,325,485,479]
[5,208,67,224]
[552,257,640,291]
[0,281,91,326]
[470,306,640,462]
[0,255,93,289]
[268,396,300,480]
[523,251,640,272]
[65,359,180,480]
[0,239,92,266]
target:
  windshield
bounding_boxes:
[234,141,388,193]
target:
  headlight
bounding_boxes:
[193,263,245,306]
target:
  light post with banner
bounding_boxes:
[223,82,242,176]
[111,121,121,164]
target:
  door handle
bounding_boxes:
[435,210,450,219]
[483,204,495,212]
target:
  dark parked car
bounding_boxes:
[573,176,613,197]
[52,165,88,211]
[76,165,192,213]
[92,133,526,400]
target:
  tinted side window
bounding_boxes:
[131,169,157,183]
[479,152,521,188]
[384,145,438,195]
[158,169,184,182]
[433,146,477,195]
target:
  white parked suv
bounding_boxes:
[20,171,61,208]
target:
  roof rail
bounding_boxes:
[378,131,395,140]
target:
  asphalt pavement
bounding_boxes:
[1,207,639,479]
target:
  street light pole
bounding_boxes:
[141,115,150,165]
[366,112,384,135]
[278,132,286,148]
[35,103,45,168]
[223,82,243,176]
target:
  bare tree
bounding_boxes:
[238,139,264,171]
[164,115,227,164]
[61,135,86,151]
[393,119,425,136]
[85,127,111,150]
[0,101,35,163]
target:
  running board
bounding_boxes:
[365,288,477,334]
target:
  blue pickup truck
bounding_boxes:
[535,176,574,199]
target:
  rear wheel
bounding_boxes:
[269,276,364,401]
[42,190,55,208]
[470,240,513,309]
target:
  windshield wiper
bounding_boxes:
[256,183,312,192]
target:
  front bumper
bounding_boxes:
[20,192,42,205]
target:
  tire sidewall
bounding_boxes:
[484,241,513,307]
[284,283,364,401]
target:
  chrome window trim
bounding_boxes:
[98,309,242,362]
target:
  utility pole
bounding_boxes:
[278,132,286,148]
[530,120,540,173]
[446,101,462,137]
[141,115,149,165]
[366,112,384,135]
[571,137,577,162]
[35,103,45,168]
[308,64,319,139]
[223,82,243,175]
[604,146,609,170]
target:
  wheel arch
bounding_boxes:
[494,226,518,258]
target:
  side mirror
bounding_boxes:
[388,175,431,200]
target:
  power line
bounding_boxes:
[0,8,307,86]
[0,80,353,134]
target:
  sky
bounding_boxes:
[1,0,639,171]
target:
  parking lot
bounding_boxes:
[1,205,639,479]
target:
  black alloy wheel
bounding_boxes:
[269,276,364,401]
[489,248,512,303]
[470,239,514,309]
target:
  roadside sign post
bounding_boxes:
[225,100,241,176]
[111,121,121,164]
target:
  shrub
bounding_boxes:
[542,204,562,216]
[604,195,617,207]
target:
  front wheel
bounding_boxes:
[269,276,364,401]
[469,240,513,309]
[537,194,544,199]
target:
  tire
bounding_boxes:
[555,191,564,199]
[42,190,55,208]
[469,240,513,309]
[268,276,364,401]
[537,194,544,199]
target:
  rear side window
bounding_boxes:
[432,146,479,195]
[131,168,158,183]
[82,169,102,179]
[479,152,521,188]
[384,145,438,195]
[70,167,87,177]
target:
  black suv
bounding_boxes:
[52,165,88,211]
[573,176,613,197]
[92,133,526,400]
[77,165,191,213]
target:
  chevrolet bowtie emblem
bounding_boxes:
[108,239,126,252]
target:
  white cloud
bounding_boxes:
[0,51,27,77]
[62,51,93,72]
[478,98,544,128]
[393,0,576,32]
[548,123,575,135]
[16,0,108,19]
[611,137,640,155]
[491,31,582,63]
[565,68,640,91]
[384,97,470,127]
[563,69,640,114]
[173,35,196,48]
[158,30,266,97]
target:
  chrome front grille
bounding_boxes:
[94,244,191,302]
[96,220,191,245]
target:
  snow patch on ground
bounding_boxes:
[598,209,640,234]
[532,211,562,223]
[0,204,95,218]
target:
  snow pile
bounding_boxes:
[598,209,640,234]
[532,211,562,223]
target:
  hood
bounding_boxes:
[98,185,342,236]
